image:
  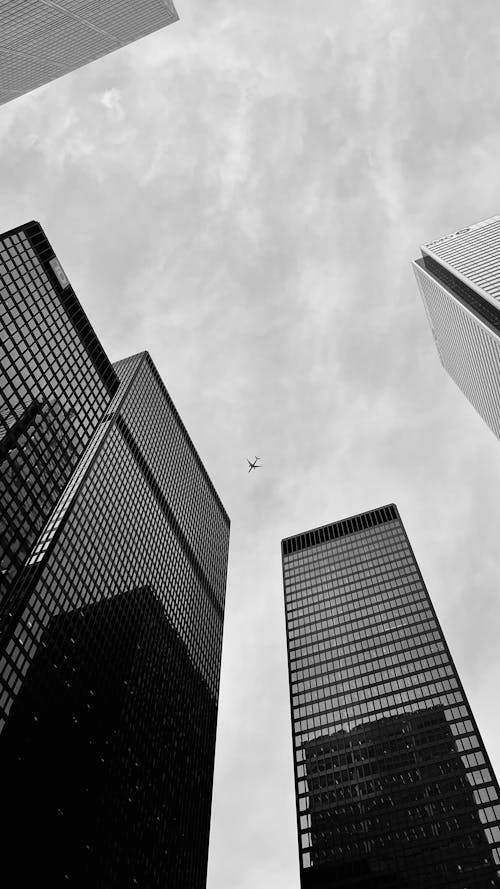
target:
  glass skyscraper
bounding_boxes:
[413,216,500,440]
[0,0,178,106]
[0,224,229,887]
[282,504,500,888]
[0,220,118,611]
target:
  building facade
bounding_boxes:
[0,220,118,612]
[0,226,229,887]
[282,504,500,888]
[0,0,178,106]
[413,215,500,440]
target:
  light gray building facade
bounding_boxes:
[0,0,178,106]
[413,215,500,439]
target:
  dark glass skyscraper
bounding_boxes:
[0,220,118,610]
[0,0,178,106]
[282,504,500,888]
[0,225,229,887]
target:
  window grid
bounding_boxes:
[0,221,117,611]
[0,0,178,104]
[283,506,500,888]
[0,238,229,887]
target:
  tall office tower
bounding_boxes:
[0,0,178,106]
[282,504,500,889]
[0,220,118,610]
[0,230,229,887]
[413,215,500,439]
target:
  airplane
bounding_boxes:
[247,456,261,473]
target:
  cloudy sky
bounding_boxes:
[3,1,500,886]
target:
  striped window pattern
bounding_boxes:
[0,0,178,105]
[424,216,500,304]
[413,261,500,439]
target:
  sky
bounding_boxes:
[2,1,500,886]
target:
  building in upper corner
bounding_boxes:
[0,225,229,887]
[0,0,178,106]
[413,215,500,440]
[282,504,500,889]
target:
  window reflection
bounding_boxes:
[283,508,500,887]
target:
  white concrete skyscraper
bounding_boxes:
[413,215,500,439]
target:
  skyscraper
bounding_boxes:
[0,225,229,887]
[0,0,178,106]
[282,504,500,888]
[0,220,118,611]
[413,215,500,440]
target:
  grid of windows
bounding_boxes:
[283,505,500,888]
[0,0,179,105]
[0,350,229,887]
[0,220,118,612]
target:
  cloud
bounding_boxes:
[99,87,125,120]
[2,2,500,887]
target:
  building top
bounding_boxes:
[0,0,179,105]
[2,220,119,396]
[420,214,500,308]
[423,214,500,250]
[281,503,398,556]
[0,220,120,611]
[112,351,230,528]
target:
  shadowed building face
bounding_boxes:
[0,587,219,888]
[282,505,500,888]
